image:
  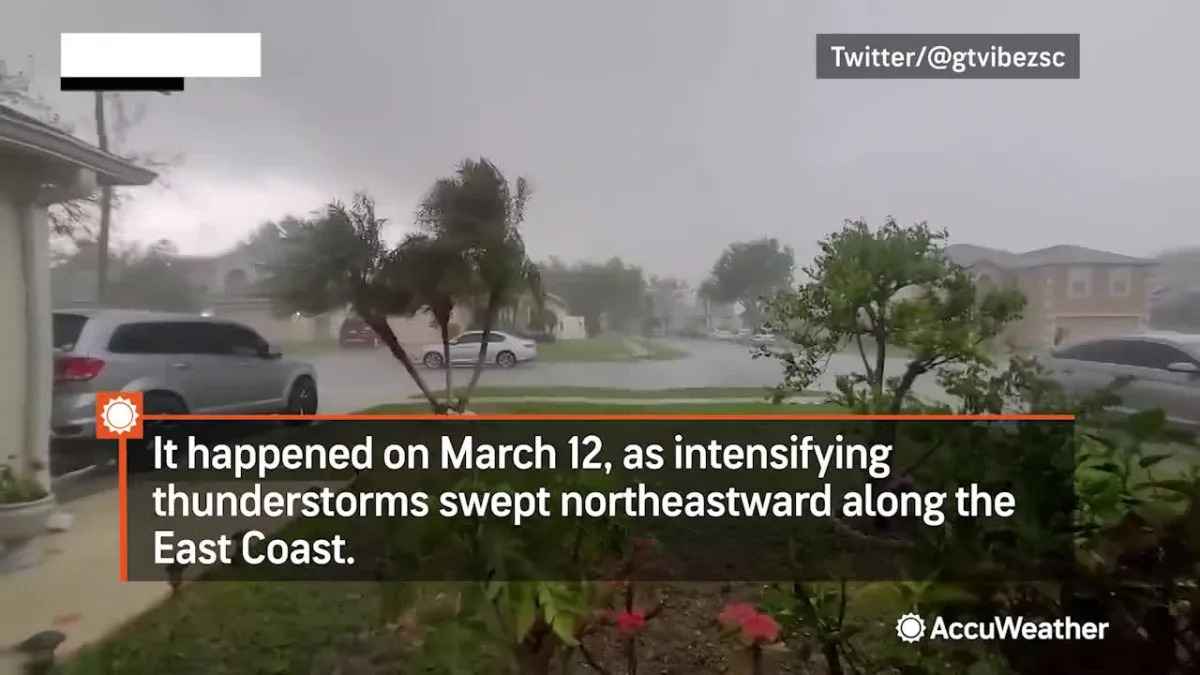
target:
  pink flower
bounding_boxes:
[615,608,647,636]
[717,602,759,630]
[740,613,781,645]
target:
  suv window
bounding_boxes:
[53,313,89,350]
[1055,340,1125,363]
[108,321,199,354]
[1121,340,1198,370]
[200,322,268,356]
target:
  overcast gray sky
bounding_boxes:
[5,1,1198,282]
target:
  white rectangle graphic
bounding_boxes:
[61,33,261,78]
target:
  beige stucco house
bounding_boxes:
[946,243,1158,349]
[501,291,586,339]
[0,106,155,489]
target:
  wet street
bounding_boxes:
[313,337,948,412]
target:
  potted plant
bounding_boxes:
[0,455,55,573]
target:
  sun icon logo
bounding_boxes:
[101,396,140,436]
[895,613,926,643]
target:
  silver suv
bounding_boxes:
[52,309,319,440]
[1042,331,1200,432]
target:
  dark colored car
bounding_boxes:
[338,317,380,348]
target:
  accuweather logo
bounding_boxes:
[895,614,1110,643]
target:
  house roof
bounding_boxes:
[945,243,1156,270]
[0,104,156,186]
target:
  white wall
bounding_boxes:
[558,316,587,340]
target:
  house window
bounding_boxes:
[1067,267,1093,297]
[1109,267,1132,296]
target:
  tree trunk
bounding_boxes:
[361,312,443,412]
[439,314,453,406]
[94,91,112,304]
[458,290,501,411]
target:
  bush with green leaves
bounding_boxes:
[0,454,48,504]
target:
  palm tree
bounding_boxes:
[386,232,473,408]
[416,158,544,411]
[261,193,446,411]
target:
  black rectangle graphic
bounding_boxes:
[60,77,185,92]
[127,418,1077,583]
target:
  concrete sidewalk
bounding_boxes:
[0,488,167,674]
[0,479,342,674]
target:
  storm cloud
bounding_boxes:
[4,1,1197,279]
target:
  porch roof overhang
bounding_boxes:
[0,105,156,186]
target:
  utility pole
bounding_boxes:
[94,91,112,304]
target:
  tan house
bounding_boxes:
[500,291,586,340]
[946,244,1158,349]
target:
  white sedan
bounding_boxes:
[419,330,538,369]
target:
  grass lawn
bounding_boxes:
[535,337,636,361]
[632,337,690,361]
[65,581,380,675]
[535,337,690,362]
[406,385,819,400]
[276,338,341,357]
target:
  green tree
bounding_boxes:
[389,231,473,408]
[704,237,795,327]
[414,158,542,411]
[50,237,200,311]
[261,193,446,411]
[541,257,647,335]
[764,217,1025,415]
[105,239,201,312]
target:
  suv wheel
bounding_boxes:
[131,392,187,471]
[284,377,318,425]
[496,351,517,368]
[424,352,445,369]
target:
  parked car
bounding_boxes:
[418,330,538,369]
[51,309,319,442]
[1041,331,1200,432]
[338,316,380,348]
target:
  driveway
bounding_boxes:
[314,338,953,412]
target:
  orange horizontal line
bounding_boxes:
[141,413,1075,422]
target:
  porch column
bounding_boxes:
[0,166,52,492]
